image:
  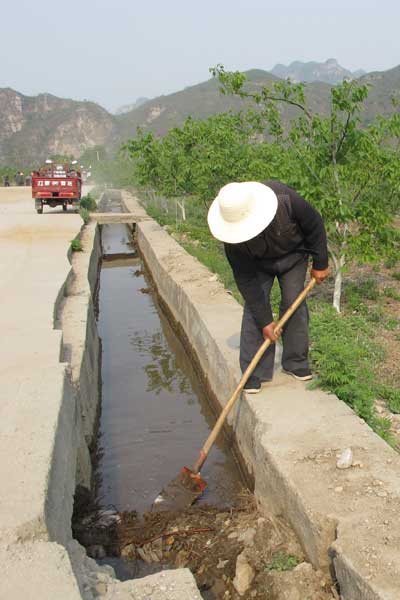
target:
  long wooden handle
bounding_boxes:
[192,277,316,473]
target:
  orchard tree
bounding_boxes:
[211,65,400,312]
[123,113,283,211]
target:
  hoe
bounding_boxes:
[153,277,316,511]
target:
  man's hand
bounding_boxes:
[310,267,329,284]
[262,321,282,343]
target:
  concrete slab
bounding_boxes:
[110,570,203,600]
[91,212,151,224]
[1,541,83,600]
[121,190,400,600]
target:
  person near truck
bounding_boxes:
[207,180,329,393]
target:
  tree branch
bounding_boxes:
[335,111,351,157]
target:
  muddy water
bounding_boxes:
[96,222,244,514]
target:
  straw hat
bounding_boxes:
[207,182,278,244]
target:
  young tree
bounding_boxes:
[123,113,282,208]
[211,65,400,312]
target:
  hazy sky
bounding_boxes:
[1,0,399,112]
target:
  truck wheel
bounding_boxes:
[63,204,67,212]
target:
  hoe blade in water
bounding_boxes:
[152,467,207,511]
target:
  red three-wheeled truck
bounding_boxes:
[32,160,82,214]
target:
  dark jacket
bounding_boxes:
[224,180,328,328]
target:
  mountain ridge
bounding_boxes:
[269,58,366,84]
[1,63,399,166]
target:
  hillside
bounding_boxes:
[113,70,333,143]
[0,88,115,166]
[361,65,400,122]
[0,64,399,166]
[113,66,400,145]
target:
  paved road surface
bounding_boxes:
[0,186,87,533]
[0,187,84,393]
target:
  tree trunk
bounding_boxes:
[332,254,346,313]
[333,269,342,313]
[176,198,186,221]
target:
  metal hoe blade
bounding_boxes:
[152,467,207,511]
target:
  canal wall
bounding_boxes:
[121,190,400,600]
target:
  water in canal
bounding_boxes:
[96,220,243,515]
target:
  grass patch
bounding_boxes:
[343,278,380,314]
[79,193,97,212]
[378,386,400,414]
[265,551,299,572]
[383,286,400,301]
[70,238,83,252]
[79,207,90,225]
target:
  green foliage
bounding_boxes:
[372,416,396,445]
[70,238,82,252]
[391,271,400,281]
[211,65,400,312]
[309,302,383,425]
[343,278,380,313]
[383,286,400,301]
[265,551,299,572]
[79,193,97,212]
[79,207,90,225]
[377,386,400,414]
[123,113,282,205]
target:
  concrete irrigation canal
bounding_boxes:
[96,219,243,514]
[1,186,400,599]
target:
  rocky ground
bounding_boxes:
[74,492,337,599]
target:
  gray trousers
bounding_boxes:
[239,256,309,379]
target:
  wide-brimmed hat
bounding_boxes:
[207,182,278,244]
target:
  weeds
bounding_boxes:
[309,302,383,426]
[79,193,97,212]
[343,278,380,314]
[79,207,90,225]
[383,286,400,301]
[70,238,83,252]
[378,386,400,414]
[265,551,299,572]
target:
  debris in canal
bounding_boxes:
[73,491,336,599]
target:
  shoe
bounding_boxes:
[243,376,261,394]
[282,368,313,381]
